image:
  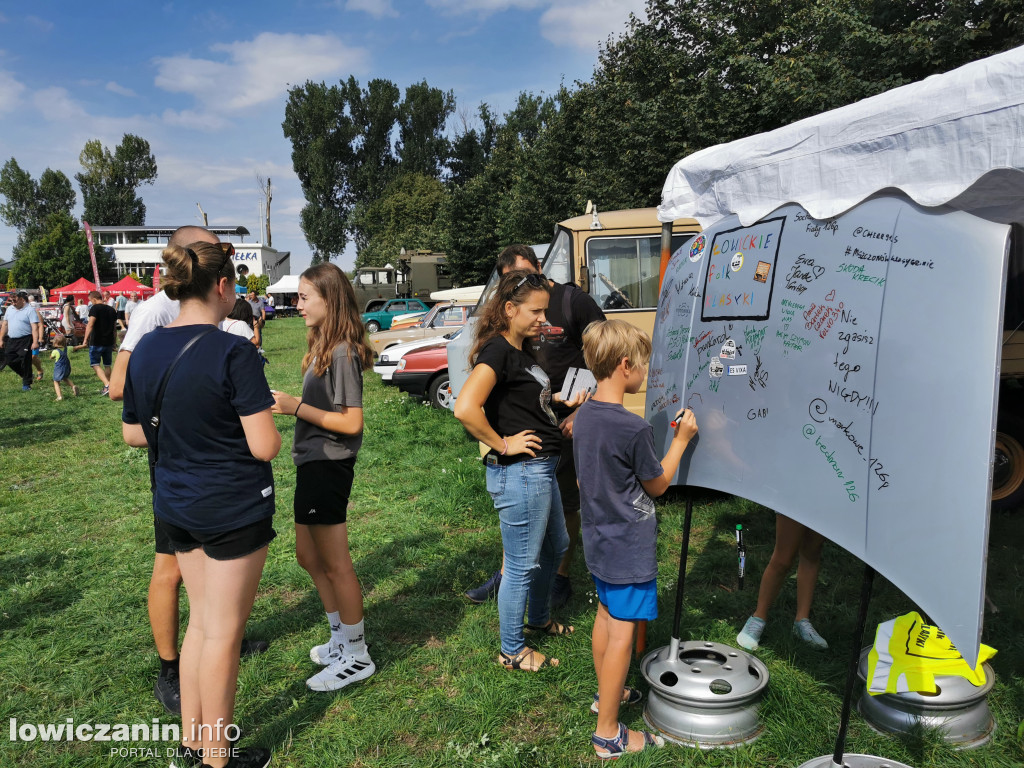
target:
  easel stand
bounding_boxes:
[795,564,915,768]
[640,494,769,747]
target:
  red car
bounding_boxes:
[392,338,452,409]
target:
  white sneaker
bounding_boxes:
[309,640,344,666]
[306,652,375,691]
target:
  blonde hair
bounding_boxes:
[582,319,652,380]
[299,263,374,376]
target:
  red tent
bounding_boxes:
[52,277,98,300]
[106,274,155,297]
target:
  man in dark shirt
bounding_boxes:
[81,289,117,395]
[465,244,606,607]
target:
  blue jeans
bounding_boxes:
[486,456,568,656]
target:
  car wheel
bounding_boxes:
[366,320,381,333]
[993,411,1024,511]
[428,372,451,410]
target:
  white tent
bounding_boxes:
[659,45,1024,229]
[265,275,300,294]
[655,44,1024,667]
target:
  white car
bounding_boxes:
[374,328,462,382]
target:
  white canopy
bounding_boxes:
[659,44,1024,229]
[266,275,300,294]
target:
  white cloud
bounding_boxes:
[25,15,54,33]
[106,81,137,98]
[0,69,26,115]
[540,0,646,50]
[32,86,88,122]
[427,0,543,12]
[345,0,398,18]
[425,0,645,49]
[154,31,368,122]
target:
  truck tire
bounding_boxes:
[428,372,451,410]
[366,320,381,333]
[992,411,1024,511]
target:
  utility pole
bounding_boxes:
[256,174,272,247]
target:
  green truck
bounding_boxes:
[351,251,453,313]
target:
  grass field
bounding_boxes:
[1,316,1022,768]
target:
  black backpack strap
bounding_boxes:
[149,327,216,463]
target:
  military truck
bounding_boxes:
[351,251,453,313]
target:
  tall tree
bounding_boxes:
[10,211,113,287]
[397,80,455,179]
[0,159,76,241]
[75,134,157,226]
[352,173,447,268]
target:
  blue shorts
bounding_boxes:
[89,345,112,366]
[593,575,658,621]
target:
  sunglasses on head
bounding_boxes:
[514,272,546,291]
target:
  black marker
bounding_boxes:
[736,524,745,590]
[670,408,687,429]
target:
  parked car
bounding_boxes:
[368,302,471,357]
[361,298,432,333]
[392,337,453,409]
[374,328,462,383]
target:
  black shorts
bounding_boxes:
[154,514,174,556]
[294,458,355,525]
[159,516,276,560]
[555,437,580,514]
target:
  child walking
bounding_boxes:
[572,319,698,759]
[50,334,79,400]
[271,263,377,691]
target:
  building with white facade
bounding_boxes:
[85,225,291,284]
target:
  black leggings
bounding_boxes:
[2,336,33,386]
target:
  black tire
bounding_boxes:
[427,372,451,410]
[366,320,381,333]
[992,411,1024,511]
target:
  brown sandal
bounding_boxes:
[526,619,574,637]
[499,646,558,671]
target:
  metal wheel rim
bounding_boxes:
[992,430,1024,501]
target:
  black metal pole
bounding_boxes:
[671,495,694,642]
[831,563,876,767]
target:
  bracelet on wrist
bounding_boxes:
[294,401,303,418]
[500,437,508,456]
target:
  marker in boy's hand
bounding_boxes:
[671,408,698,441]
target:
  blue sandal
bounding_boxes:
[591,722,665,759]
[590,686,643,714]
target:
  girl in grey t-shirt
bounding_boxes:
[271,263,377,693]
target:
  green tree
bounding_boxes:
[0,159,77,242]
[75,134,157,226]
[10,211,113,288]
[397,80,455,179]
[247,273,270,296]
[352,173,447,268]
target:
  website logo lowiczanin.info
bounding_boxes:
[9,717,240,744]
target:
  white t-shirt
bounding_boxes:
[76,304,90,321]
[265,295,275,307]
[125,299,138,317]
[219,318,255,341]
[119,291,180,353]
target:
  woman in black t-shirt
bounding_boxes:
[455,270,576,672]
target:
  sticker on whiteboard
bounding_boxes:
[727,365,747,376]
[754,261,771,284]
[720,339,737,360]
[709,357,724,378]
[689,234,706,262]
[731,252,744,272]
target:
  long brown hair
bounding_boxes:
[468,268,550,367]
[299,263,374,376]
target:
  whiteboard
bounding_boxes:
[647,198,1009,666]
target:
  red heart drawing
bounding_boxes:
[825,289,836,302]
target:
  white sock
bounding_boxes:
[342,619,367,657]
[327,611,344,649]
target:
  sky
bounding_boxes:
[0,0,646,273]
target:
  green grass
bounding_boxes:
[1,317,1022,767]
